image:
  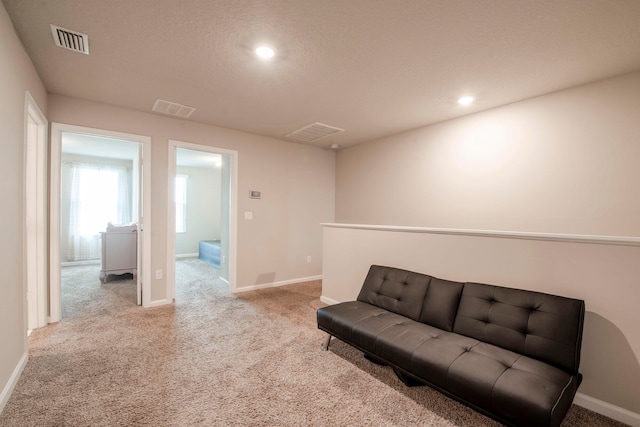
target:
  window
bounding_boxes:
[76,167,120,236]
[175,175,188,233]
[68,162,131,260]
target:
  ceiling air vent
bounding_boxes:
[286,122,344,143]
[152,99,196,119]
[50,25,89,54]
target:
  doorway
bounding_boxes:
[166,140,237,300]
[50,123,152,322]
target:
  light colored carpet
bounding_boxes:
[0,258,627,426]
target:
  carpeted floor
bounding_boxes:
[0,258,628,426]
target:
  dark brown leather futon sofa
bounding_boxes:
[317,265,585,427]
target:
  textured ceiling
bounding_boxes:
[4,0,640,148]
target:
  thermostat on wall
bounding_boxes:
[249,191,261,199]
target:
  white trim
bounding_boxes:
[50,123,152,321]
[233,275,323,293]
[320,295,340,305]
[145,298,173,308]
[49,125,61,322]
[167,144,176,301]
[175,253,199,259]
[321,223,640,247]
[0,352,28,413]
[61,260,101,267]
[167,140,238,302]
[24,91,48,330]
[574,393,640,427]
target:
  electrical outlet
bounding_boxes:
[155,269,162,279]
[307,255,312,263]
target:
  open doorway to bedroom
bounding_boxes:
[50,123,152,323]
[167,140,237,301]
[59,134,140,317]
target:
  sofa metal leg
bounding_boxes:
[321,334,332,351]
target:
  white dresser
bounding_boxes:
[99,223,137,283]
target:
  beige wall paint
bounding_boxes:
[331,72,640,416]
[336,72,640,236]
[0,2,47,410]
[48,95,335,301]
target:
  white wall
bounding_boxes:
[0,2,47,412]
[175,165,221,255]
[330,72,640,419]
[48,94,335,301]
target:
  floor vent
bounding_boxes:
[286,122,344,143]
[50,25,89,54]
[152,99,196,119]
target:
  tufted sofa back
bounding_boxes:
[357,265,464,331]
[453,282,585,374]
[357,265,585,375]
[357,265,432,321]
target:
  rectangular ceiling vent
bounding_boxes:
[152,99,196,119]
[286,122,344,143]
[50,25,89,54]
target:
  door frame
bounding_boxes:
[49,123,152,321]
[24,91,48,330]
[166,140,238,299]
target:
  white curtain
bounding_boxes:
[68,162,131,261]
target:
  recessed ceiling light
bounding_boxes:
[255,46,275,59]
[457,95,475,106]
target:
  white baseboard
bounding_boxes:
[233,275,323,293]
[0,352,28,414]
[145,298,172,308]
[574,392,640,427]
[175,253,198,259]
[320,295,340,305]
[61,260,101,267]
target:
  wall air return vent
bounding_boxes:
[152,99,196,119]
[50,25,89,54]
[286,122,344,143]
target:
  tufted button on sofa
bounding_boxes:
[317,265,585,427]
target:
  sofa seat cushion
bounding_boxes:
[443,342,577,426]
[394,326,577,426]
[317,301,412,353]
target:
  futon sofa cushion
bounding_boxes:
[453,282,585,374]
[356,265,432,321]
[410,336,578,427]
[356,265,463,330]
[418,277,464,331]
